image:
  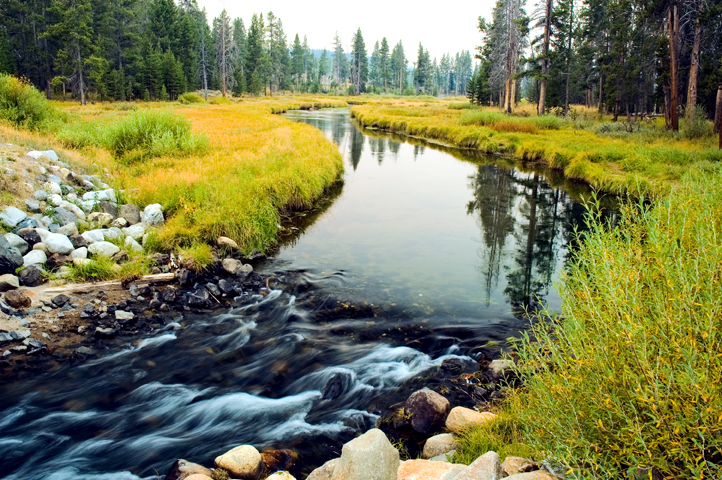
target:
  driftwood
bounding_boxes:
[43,273,176,294]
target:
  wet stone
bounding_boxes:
[206,283,221,297]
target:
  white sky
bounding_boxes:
[197,0,497,61]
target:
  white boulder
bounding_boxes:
[142,204,164,226]
[27,150,59,161]
[45,233,75,255]
[81,230,105,244]
[23,250,47,267]
[0,207,27,228]
[88,241,120,258]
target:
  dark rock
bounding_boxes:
[261,449,298,473]
[68,234,88,249]
[0,235,23,275]
[111,250,130,264]
[138,286,151,297]
[18,229,42,247]
[82,303,96,315]
[150,253,170,265]
[165,459,213,480]
[149,299,162,309]
[4,289,31,309]
[205,283,221,297]
[150,267,161,274]
[129,284,140,297]
[404,388,451,434]
[99,201,118,218]
[0,301,20,316]
[118,204,141,225]
[441,357,466,372]
[95,327,116,337]
[177,269,194,286]
[246,250,267,262]
[60,303,74,312]
[160,303,170,312]
[322,371,354,400]
[187,289,209,307]
[12,217,39,233]
[51,294,71,308]
[162,288,177,303]
[46,254,71,271]
[53,207,78,226]
[218,279,235,295]
[18,266,44,287]
[76,346,94,355]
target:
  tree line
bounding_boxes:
[0,0,474,103]
[467,0,722,131]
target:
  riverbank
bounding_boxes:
[350,101,722,195]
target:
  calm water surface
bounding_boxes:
[0,109,592,480]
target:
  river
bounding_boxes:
[0,109,592,480]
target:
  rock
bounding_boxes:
[68,233,88,249]
[52,294,71,308]
[0,235,23,274]
[405,388,451,434]
[454,452,502,480]
[124,236,143,253]
[88,241,120,258]
[142,203,164,226]
[25,199,41,213]
[429,451,456,462]
[331,429,399,480]
[48,194,63,207]
[73,258,91,267]
[88,212,114,226]
[122,224,145,240]
[222,258,244,275]
[187,289,209,307]
[56,266,72,278]
[19,266,44,287]
[9,329,30,340]
[119,204,141,225]
[53,207,79,226]
[266,473,296,480]
[165,459,214,480]
[261,450,298,473]
[422,434,458,459]
[504,473,557,480]
[501,458,539,477]
[218,279,235,295]
[446,407,497,434]
[240,263,253,277]
[111,250,130,264]
[488,359,514,379]
[56,223,79,236]
[111,217,128,228]
[45,233,75,255]
[95,327,116,337]
[81,230,105,244]
[23,250,47,267]
[102,227,123,241]
[46,253,71,270]
[65,192,78,202]
[98,200,118,218]
[44,181,62,195]
[397,460,467,480]
[162,288,178,303]
[184,476,213,480]
[34,190,48,201]
[33,243,48,254]
[0,207,27,228]
[151,253,171,265]
[70,247,88,260]
[13,217,40,232]
[27,150,59,161]
[4,289,31,309]
[307,459,339,480]
[83,188,116,203]
[18,229,41,247]
[48,173,63,185]
[214,445,263,480]
[5,233,29,255]
[0,274,19,291]
[217,236,239,250]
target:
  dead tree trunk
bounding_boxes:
[669,4,679,131]
[538,0,553,115]
[685,18,701,119]
[715,86,722,134]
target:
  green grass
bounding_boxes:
[0,74,62,131]
[498,174,722,479]
[66,256,151,282]
[177,242,214,272]
[178,92,206,105]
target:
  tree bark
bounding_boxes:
[669,4,679,131]
[685,18,701,119]
[538,0,553,115]
[563,0,574,115]
[76,45,86,105]
[714,86,721,134]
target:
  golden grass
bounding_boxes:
[0,95,347,252]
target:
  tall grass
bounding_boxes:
[459,111,564,132]
[0,74,61,130]
[506,176,722,479]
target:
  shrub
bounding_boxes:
[458,110,506,127]
[681,106,712,140]
[210,96,232,105]
[507,178,722,479]
[103,110,209,162]
[530,115,565,130]
[0,74,61,130]
[178,92,205,105]
[448,102,477,110]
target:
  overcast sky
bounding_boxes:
[196,0,496,60]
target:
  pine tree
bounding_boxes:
[370,41,381,91]
[291,34,304,91]
[379,37,390,93]
[390,41,407,91]
[232,18,246,95]
[350,28,367,94]
[245,13,266,94]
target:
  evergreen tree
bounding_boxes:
[390,41,407,91]
[414,43,431,94]
[350,28,367,94]
[379,37,390,93]
[291,34,304,90]
[213,9,234,96]
[318,49,328,85]
[245,13,266,94]
[370,41,381,91]
[266,12,289,95]
[231,18,246,95]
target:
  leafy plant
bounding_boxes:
[0,74,62,130]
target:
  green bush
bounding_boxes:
[681,106,713,140]
[179,92,205,105]
[103,110,209,163]
[210,96,231,105]
[507,177,722,479]
[529,115,565,130]
[458,110,506,126]
[448,102,477,110]
[0,74,61,130]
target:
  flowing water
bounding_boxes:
[1,109,597,480]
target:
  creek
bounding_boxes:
[1,109,594,480]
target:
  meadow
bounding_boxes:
[351,100,722,195]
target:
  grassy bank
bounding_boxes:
[0,82,346,253]
[455,173,722,479]
[350,101,721,195]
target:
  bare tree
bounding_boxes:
[214,10,235,97]
[669,2,680,131]
[538,0,553,115]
